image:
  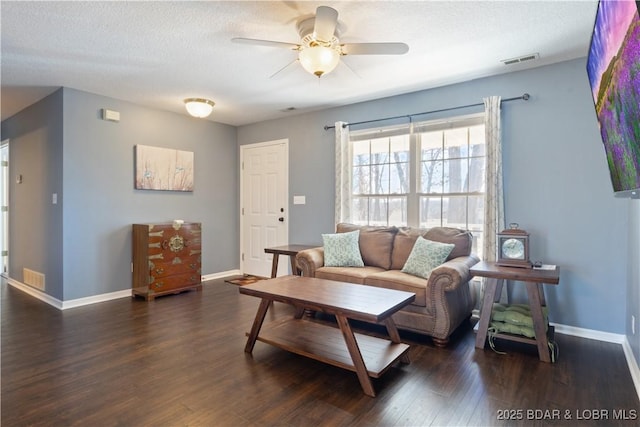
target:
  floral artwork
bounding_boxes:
[135,145,194,191]
[587,1,640,193]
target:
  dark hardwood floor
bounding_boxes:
[2,278,639,426]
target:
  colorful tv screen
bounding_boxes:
[586,0,640,197]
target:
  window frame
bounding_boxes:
[348,113,485,254]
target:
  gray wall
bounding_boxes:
[629,201,640,366]
[2,88,239,300]
[1,89,64,299]
[238,58,631,335]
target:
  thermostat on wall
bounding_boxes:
[101,109,120,122]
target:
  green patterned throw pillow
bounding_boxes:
[322,230,365,267]
[401,236,454,279]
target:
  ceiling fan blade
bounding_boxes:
[313,6,338,42]
[338,58,362,79]
[231,37,300,50]
[341,43,409,55]
[269,58,299,79]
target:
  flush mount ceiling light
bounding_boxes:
[184,98,215,118]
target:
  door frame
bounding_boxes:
[239,139,289,275]
[0,139,8,277]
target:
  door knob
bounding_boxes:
[278,217,284,222]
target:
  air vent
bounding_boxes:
[501,53,539,65]
[23,268,45,291]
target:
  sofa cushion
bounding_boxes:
[391,226,472,270]
[401,236,454,279]
[390,227,426,270]
[336,223,397,269]
[316,266,386,284]
[364,270,428,307]
[322,230,364,267]
[424,227,472,259]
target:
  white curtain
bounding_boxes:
[479,95,507,306]
[334,121,351,226]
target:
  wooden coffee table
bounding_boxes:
[239,275,416,397]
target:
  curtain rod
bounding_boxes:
[323,93,530,130]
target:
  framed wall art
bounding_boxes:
[135,145,194,191]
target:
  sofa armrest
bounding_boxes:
[426,254,479,341]
[428,254,480,292]
[296,247,325,277]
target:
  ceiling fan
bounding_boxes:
[232,6,409,78]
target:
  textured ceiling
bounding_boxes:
[1,1,598,126]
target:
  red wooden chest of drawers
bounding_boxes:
[132,222,202,300]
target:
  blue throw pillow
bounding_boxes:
[401,236,454,279]
[322,230,365,267]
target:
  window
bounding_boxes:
[349,114,485,257]
[352,133,409,226]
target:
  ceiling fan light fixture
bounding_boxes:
[184,98,215,118]
[298,45,340,78]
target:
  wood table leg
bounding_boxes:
[495,279,504,302]
[475,278,498,349]
[383,317,410,364]
[335,314,376,397]
[537,283,546,306]
[270,254,279,278]
[244,298,272,354]
[293,306,305,319]
[289,255,300,275]
[525,282,551,363]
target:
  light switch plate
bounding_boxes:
[293,195,306,205]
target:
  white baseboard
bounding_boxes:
[62,289,131,309]
[6,269,242,310]
[202,269,241,282]
[7,277,64,309]
[550,322,626,344]
[7,278,133,310]
[622,338,640,403]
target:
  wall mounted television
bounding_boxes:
[586,0,640,199]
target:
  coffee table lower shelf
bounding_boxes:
[251,318,410,378]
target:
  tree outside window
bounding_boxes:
[350,116,485,258]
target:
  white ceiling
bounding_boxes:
[1,1,598,126]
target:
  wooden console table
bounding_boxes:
[264,244,318,278]
[470,261,560,362]
[239,276,415,397]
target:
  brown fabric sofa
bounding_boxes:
[296,223,480,346]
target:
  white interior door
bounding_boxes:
[241,140,288,277]
[0,141,8,276]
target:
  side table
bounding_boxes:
[470,261,560,362]
[263,244,319,278]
